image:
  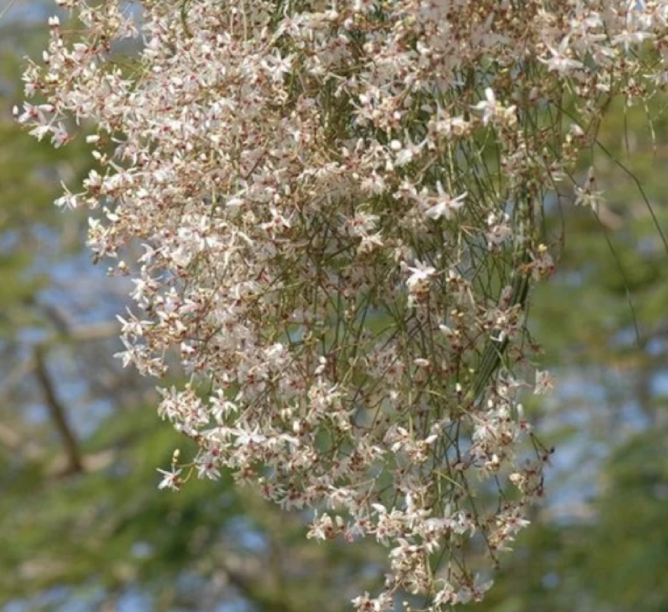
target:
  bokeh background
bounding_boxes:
[1,3,667,611]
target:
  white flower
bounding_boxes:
[611,29,653,53]
[540,38,584,76]
[574,167,604,212]
[425,183,467,220]
[471,87,497,125]
[157,468,182,491]
[405,260,436,292]
[535,370,555,395]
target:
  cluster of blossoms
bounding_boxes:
[18,0,668,609]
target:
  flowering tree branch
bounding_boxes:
[16,0,668,609]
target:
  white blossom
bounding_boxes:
[19,0,667,608]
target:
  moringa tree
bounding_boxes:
[16,1,668,609]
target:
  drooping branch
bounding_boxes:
[17,0,668,608]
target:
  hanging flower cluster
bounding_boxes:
[17,0,668,609]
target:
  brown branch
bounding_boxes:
[33,345,84,475]
[0,320,118,400]
[0,322,118,461]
